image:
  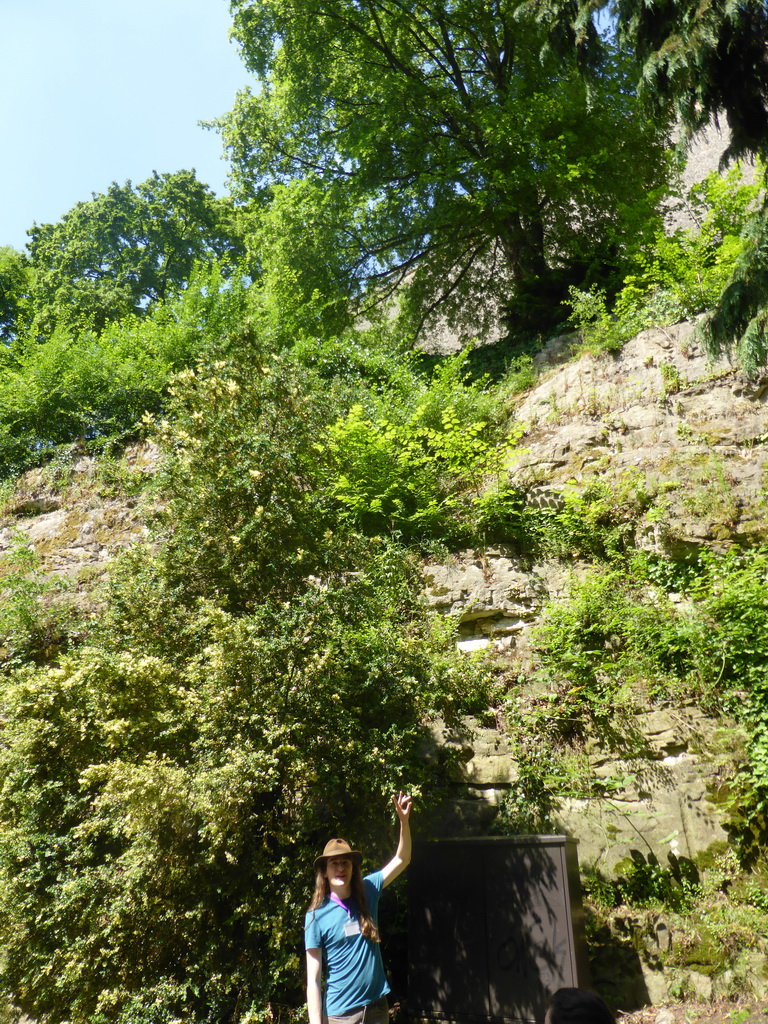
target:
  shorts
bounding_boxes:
[327,995,389,1024]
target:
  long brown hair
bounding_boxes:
[308,859,380,942]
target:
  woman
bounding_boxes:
[305,792,413,1024]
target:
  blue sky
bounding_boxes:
[0,0,251,250]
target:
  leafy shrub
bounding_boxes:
[289,323,424,410]
[155,352,343,609]
[0,266,248,479]
[583,845,768,992]
[501,354,538,395]
[726,679,768,868]
[0,569,494,1023]
[693,548,768,692]
[0,339,500,1024]
[532,564,720,734]
[568,287,626,355]
[686,549,768,863]
[584,850,703,913]
[324,402,491,541]
[567,164,761,353]
[490,752,562,834]
[658,360,684,398]
[0,536,78,670]
[320,352,513,544]
[623,164,758,324]
[528,547,768,871]
[517,471,658,560]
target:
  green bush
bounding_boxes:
[531,563,725,734]
[528,548,768,869]
[687,549,768,863]
[511,472,658,561]
[319,351,513,544]
[0,341,499,1024]
[568,164,761,353]
[568,287,626,355]
[0,536,78,670]
[289,324,425,411]
[490,752,562,834]
[693,548,768,693]
[0,266,248,479]
[501,354,538,395]
[154,353,342,610]
[0,589,487,1024]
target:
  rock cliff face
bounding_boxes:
[419,326,766,857]
[513,322,768,552]
[2,334,763,871]
[422,550,736,863]
[417,325,768,1003]
[0,444,157,586]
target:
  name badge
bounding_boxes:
[344,919,362,937]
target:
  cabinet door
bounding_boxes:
[484,844,577,1023]
[408,843,490,1017]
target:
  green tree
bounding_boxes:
[0,265,249,479]
[533,0,768,368]
[612,0,768,370]
[25,170,245,336]
[610,0,768,165]
[221,0,669,338]
[0,246,30,343]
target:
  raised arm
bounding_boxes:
[380,792,413,888]
[306,948,323,1024]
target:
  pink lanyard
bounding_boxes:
[330,893,353,916]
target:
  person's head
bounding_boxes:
[545,989,614,1024]
[312,838,363,898]
[308,837,379,941]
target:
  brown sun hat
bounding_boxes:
[314,838,363,872]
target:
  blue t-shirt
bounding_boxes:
[305,871,390,1016]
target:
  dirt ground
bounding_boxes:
[618,1001,768,1024]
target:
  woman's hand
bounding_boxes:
[393,791,412,822]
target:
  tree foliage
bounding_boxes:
[697,200,768,372]
[0,266,248,479]
[532,0,768,367]
[0,343,496,1024]
[610,0,768,165]
[0,599,479,1024]
[529,0,768,162]
[610,0,768,369]
[222,0,669,337]
[22,170,245,336]
[0,247,29,343]
[568,163,762,353]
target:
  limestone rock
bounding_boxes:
[556,758,727,873]
[456,638,492,652]
[439,699,732,876]
[422,552,541,624]
[505,323,768,554]
[421,550,574,647]
[642,967,672,1006]
[687,971,713,1000]
[0,448,156,586]
[460,724,519,786]
[635,707,715,757]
